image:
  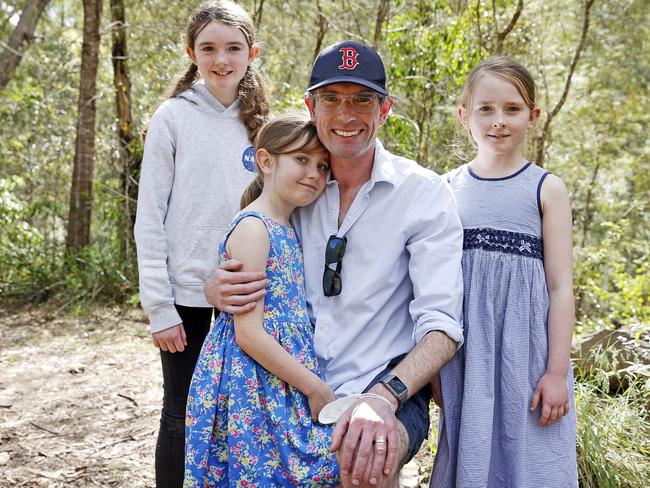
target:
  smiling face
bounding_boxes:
[305,83,392,164]
[258,136,330,209]
[459,73,540,161]
[186,21,259,106]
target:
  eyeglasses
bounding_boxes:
[323,235,347,296]
[314,92,382,113]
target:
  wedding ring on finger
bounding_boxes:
[375,437,386,451]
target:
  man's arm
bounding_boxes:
[373,330,456,407]
[204,258,268,313]
[331,331,457,486]
[332,176,464,486]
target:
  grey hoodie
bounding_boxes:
[134,82,256,333]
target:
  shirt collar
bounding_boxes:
[326,139,397,187]
[370,139,396,187]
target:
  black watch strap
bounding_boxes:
[379,374,408,410]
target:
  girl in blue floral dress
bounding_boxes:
[184,113,339,487]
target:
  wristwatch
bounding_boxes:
[379,374,408,410]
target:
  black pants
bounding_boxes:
[155,304,214,488]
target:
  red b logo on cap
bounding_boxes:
[338,47,359,70]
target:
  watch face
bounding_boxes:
[387,377,407,396]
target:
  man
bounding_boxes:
[206,40,463,487]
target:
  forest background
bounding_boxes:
[0,0,648,486]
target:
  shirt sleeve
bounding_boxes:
[406,175,464,346]
[133,104,182,333]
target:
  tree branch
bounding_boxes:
[372,0,390,50]
[494,0,523,54]
[253,0,265,28]
[343,0,364,39]
[535,0,595,166]
[312,0,328,64]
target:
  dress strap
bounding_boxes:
[536,171,551,218]
[222,211,273,258]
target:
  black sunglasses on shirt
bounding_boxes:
[323,235,347,296]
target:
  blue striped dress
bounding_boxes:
[430,163,578,488]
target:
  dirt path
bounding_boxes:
[0,306,433,487]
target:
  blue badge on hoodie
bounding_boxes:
[242,146,256,172]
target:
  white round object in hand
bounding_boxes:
[318,394,361,425]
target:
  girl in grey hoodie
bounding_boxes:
[133,2,270,486]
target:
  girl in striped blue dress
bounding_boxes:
[430,57,578,488]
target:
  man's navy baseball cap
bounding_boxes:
[307,40,389,96]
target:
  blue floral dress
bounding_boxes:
[184,211,339,487]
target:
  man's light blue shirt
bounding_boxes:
[294,140,464,397]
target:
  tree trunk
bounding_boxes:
[66,0,102,253]
[110,0,140,270]
[580,158,600,249]
[0,0,51,89]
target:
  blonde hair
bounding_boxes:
[169,1,270,140]
[461,56,537,113]
[456,56,537,158]
[240,113,325,209]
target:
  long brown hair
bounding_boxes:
[152,1,270,140]
[240,112,325,209]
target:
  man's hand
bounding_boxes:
[204,258,268,314]
[530,371,570,426]
[152,323,187,353]
[331,393,398,486]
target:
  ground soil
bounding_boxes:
[0,306,435,487]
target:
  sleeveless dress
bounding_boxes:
[184,211,339,487]
[430,163,578,488]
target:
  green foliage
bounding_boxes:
[382,0,485,170]
[1,176,133,306]
[575,369,650,487]
[0,177,55,299]
[1,0,649,326]
[574,221,650,333]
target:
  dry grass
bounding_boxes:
[0,306,159,487]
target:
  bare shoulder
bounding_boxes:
[230,216,268,239]
[226,217,270,271]
[541,174,569,199]
[540,174,571,211]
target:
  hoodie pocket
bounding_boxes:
[172,226,224,285]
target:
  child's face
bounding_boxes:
[459,73,540,160]
[265,139,330,208]
[186,21,259,106]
